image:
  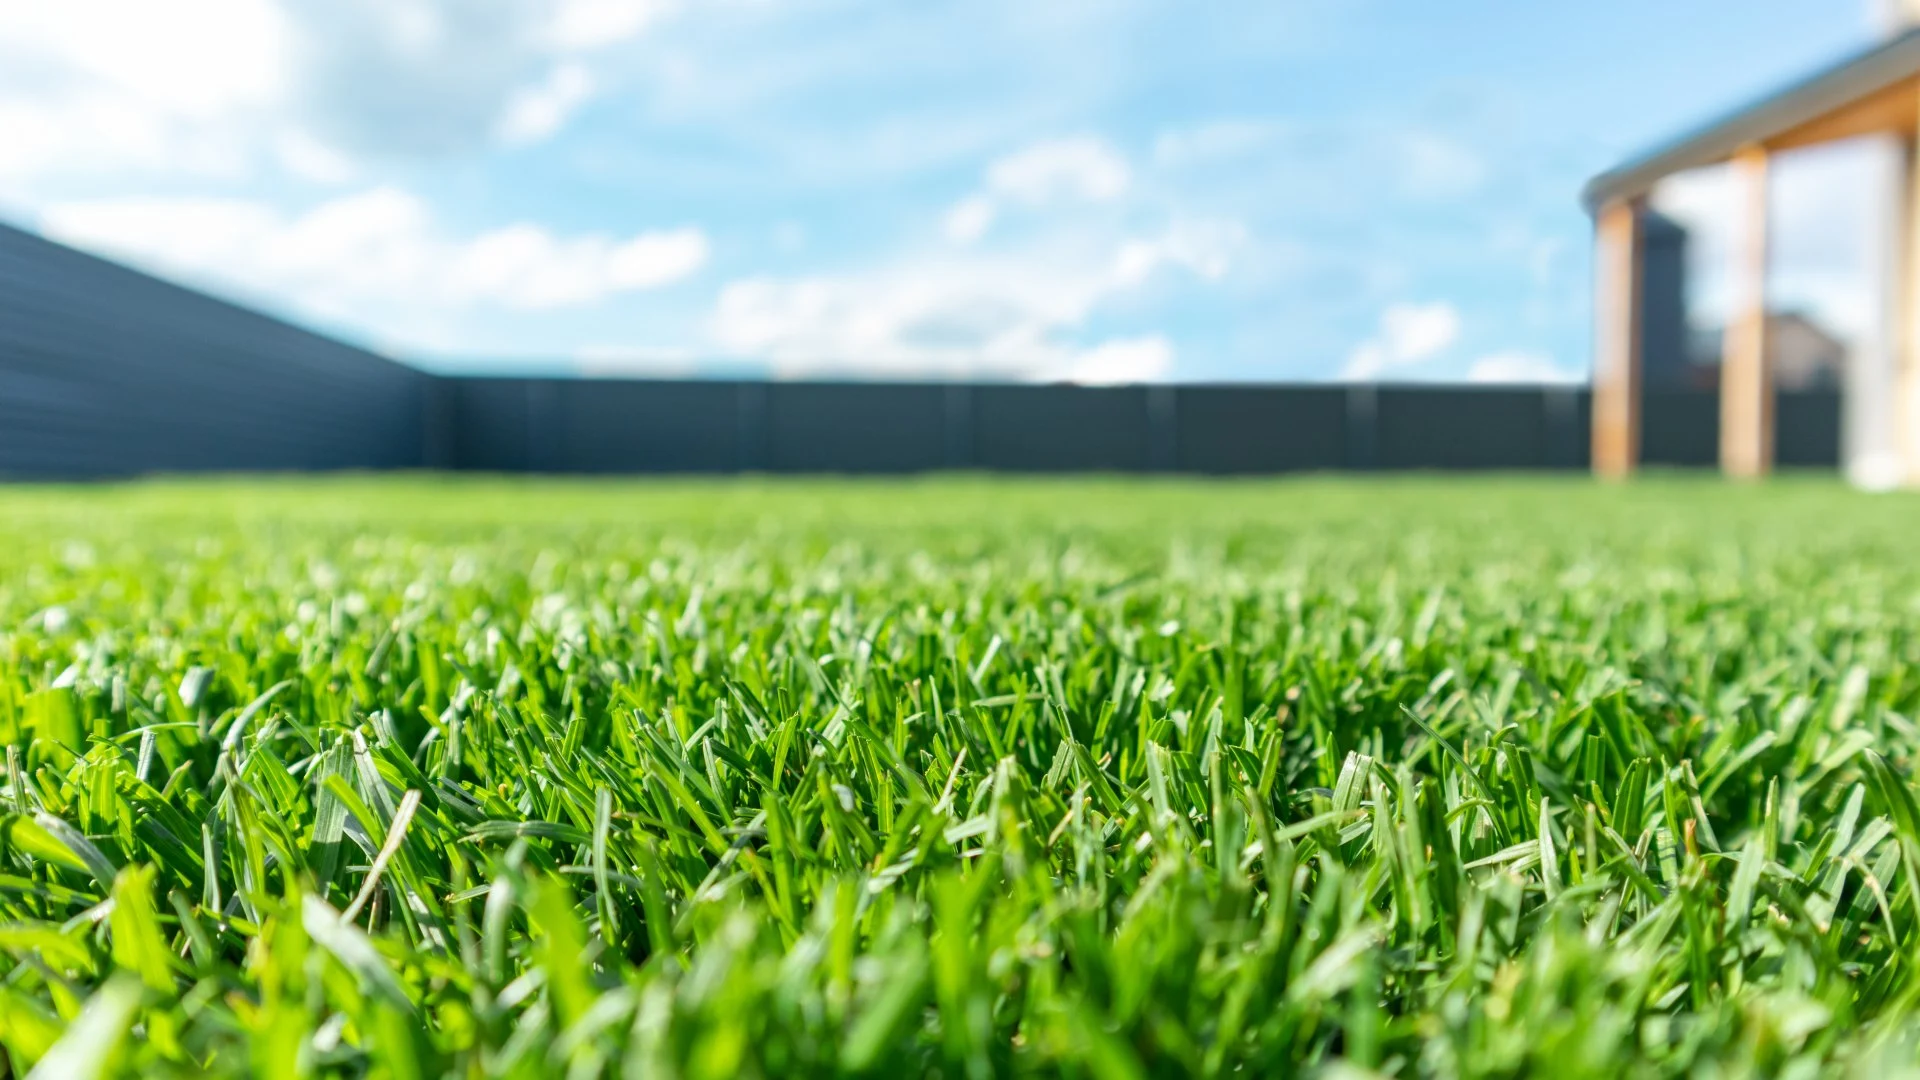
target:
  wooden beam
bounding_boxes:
[1592,198,1645,479]
[1585,36,1920,212]
[1720,146,1773,479]
[1766,74,1920,152]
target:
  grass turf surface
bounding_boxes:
[2,476,1919,1077]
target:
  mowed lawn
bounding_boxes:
[2,475,1919,1077]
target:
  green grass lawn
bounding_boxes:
[3,475,1920,1077]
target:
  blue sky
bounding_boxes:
[0,0,1883,382]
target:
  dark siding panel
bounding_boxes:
[1776,389,1841,468]
[449,380,533,472]
[557,380,740,472]
[1640,390,1718,467]
[1375,388,1548,470]
[972,386,1151,472]
[423,382,1837,476]
[766,383,947,473]
[1545,388,1589,470]
[422,379,459,469]
[1175,387,1346,473]
[0,222,427,477]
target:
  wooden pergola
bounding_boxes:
[1583,28,1920,482]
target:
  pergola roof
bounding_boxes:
[1583,27,1920,212]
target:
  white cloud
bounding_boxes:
[1060,336,1174,384]
[0,0,680,191]
[938,135,1132,248]
[710,121,1246,382]
[0,96,230,186]
[0,0,289,185]
[0,0,290,116]
[779,133,1229,380]
[1113,217,1245,285]
[292,1,653,159]
[711,229,1204,381]
[448,220,708,307]
[711,267,1070,379]
[1341,302,1461,380]
[1382,303,1462,359]
[497,63,595,145]
[986,135,1130,204]
[275,131,358,184]
[1466,351,1580,384]
[550,0,676,50]
[944,195,996,244]
[40,187,707,328]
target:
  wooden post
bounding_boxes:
[1592,198,1645,478]
[1902,113,1920,485]
[1720,146,1772,479]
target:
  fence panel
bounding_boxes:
[0,223,428,477]
[765,382,949,473]
[1375,387,1551,470]
[1174,386,1347,473]
[447,380,535,472]
[971,385,1153,472]
[556,379,742,473]
[1640,390,1718,467]
[1776,389,1841,468]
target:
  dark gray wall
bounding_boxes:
[1174,386,1348,473]
[0,223,430,477]
[1635,388,1843,469]
[971,385,1154,472]
[1375,387,1553,470]
[1777,389,1842,468]
[765,382,951,473]
[1641,389,1719,467]
[433,377,1839,475]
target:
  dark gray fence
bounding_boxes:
[0,222,431,477]
[430,376,1841,475]
[1636,388,1842,469]
[0,219,1844,477]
